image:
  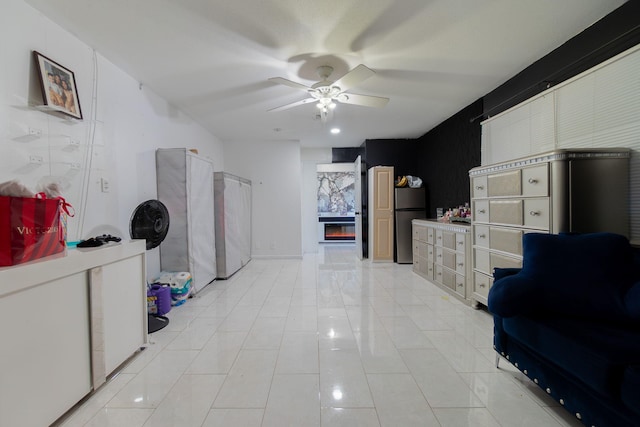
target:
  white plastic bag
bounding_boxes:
[406,175,423,188]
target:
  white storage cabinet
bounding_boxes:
[156,148,217,293]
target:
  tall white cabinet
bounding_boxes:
[156,148,216,293]
[214,172,252,279]
[368,166,394,262]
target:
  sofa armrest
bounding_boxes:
[493,268,521,281]
[488,274,539,317]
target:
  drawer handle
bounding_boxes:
[457,241,464,245]
[437,254,442,258]
[478,209,486,214]
[458,263,464,267]
[528,178,539,184]
[479,283,486,288]
[529,210,541,216]
[437,236,442,240]
[437,272,442,276]
[458,283,463,287]
[475,185,484,190]
[478,234,486,239]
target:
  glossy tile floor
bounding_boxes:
[60,244,583,427]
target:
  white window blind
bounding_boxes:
[482,44,640,243]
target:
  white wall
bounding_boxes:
[224,139,303,258]
[301,148,333,253]
[0,0,224,279]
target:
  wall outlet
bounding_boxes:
[29,155,43,164]
[100,177,110,193]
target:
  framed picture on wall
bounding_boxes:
[33,51,83,120]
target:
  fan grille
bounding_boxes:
[130,200,170,250]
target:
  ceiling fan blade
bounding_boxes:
[268,97,316,112]
[332,64,375,92]
[268,77,312,92]
[336,93,389,108]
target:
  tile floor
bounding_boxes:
[59,244,583,427]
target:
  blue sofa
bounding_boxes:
[488,232,640,427]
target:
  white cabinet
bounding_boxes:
[101,255,147,375]
[214,172,252,279]
[412,219,472,304]
[0,241,146,427]
[469,149,630,307]
[157,148,216,292]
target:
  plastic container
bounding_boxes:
[147,284,171,315]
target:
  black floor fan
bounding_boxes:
[130,200,170,333]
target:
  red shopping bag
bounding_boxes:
[0,196,66,266]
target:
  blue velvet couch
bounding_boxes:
[488,232,640,427]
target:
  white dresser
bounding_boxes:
[469,149,630,307]
[412,219,472,304]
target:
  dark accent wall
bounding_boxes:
[483,1,640,119]
[415,100,483,217]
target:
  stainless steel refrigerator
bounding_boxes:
[395,187,426,263]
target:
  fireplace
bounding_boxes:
[318,216,355,243]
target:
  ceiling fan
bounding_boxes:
[268,64,389,122]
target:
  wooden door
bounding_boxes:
[368,166,394,261]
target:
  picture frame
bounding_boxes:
[33,51,83,120]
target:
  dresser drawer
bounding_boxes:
[441,268,456,290]
[474,200,489,223]
[455,253,466,274]
[472,175,488,198]
[489,199,523,225]
[418,257,430,276]
[474,248,490,275]
[442,250,456,270]
[416,226,429,242]
[455,233,466,252]
[455,274,466,296]
[524,198,550,229]
[474,225,490,248]
[490,252,522,270]
[473,272,492,300]
[416,241,428,258]
[489,227,523,255]
[442,231,456,250]
[426,262,434,280]
[522,164,549,197]
[488,170,522,197]
[435,264,443,284]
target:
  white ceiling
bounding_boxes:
[24,0,626,148]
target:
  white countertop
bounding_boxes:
[0,240,146,298]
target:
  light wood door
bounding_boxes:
[368,166,394,261]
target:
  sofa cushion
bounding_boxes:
[621,365,640,415]
[518,232,635,322]
[502,315,640,398]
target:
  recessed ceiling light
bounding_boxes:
[330,128,340,134]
